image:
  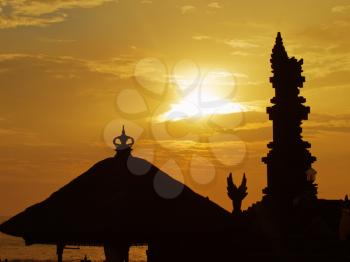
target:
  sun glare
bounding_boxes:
[160,68,245,121]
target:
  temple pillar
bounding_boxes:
[146,247,153,262]
[56,243,64,262]
[104,244,129,262]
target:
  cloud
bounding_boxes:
[0,52,136,103]
[0,51,141,153]
[0,0,117,29]
[191,33,260,50]
[230,51,251,56]
[192,35,211,41]
[181,5,195,15]
[0,52,136,79]
[0,123,60,147]
[332,5,350,13]
[333,20,350,27]
[38,37,76,43]
[0,14,66,28]
[302,50,350,82]
[87,56,137,79]
[208,111,350,141]
[285,20,350,90]
[229,112,350,143]
[208,2,222,9]
[0,127,28,136]
[0,53,31,61]
[305,114,350,134]
[287,39,350,84]
[224,39,259,48]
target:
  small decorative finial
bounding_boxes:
[271,32,288,63]
[113,125,134,151]
[227,172,248,215]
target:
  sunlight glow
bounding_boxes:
[160,69,245,121]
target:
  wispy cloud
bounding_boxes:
[332,5,350,13]
[302,50,350,80]
[140,0,152,4]
[224,39,259,48]
[333,20,350,27]
[230,51,251,56]
[87,56,137,79]
[0,14,66,29]
[181,5,195,15]
[192,35,211,41]
[0,126,59,147]
[0,0,117,29]
[208,2,222,9]
[0,52,137,78]
[192,34,259,50]
[304,114,350,134]
[38,37,76,43]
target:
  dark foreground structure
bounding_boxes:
[1,33,350,262]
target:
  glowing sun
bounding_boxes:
[160,67,245,121]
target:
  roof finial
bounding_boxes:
[274,32,287,52]
[270,32,289,67]
[113,125,134,151]
[277,32,282,40]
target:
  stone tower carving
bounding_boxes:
[262,33,317,201]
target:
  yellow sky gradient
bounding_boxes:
[0,0,349,216]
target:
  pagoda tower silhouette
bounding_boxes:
[262,32,317,201]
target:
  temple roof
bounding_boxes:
[0,150,232,246]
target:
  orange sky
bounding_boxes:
[0,0,349,216]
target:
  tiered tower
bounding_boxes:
[262,33,317,201]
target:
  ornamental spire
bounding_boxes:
[271,32,289,70]
[113,125,134,151]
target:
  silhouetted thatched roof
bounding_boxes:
[0,152,232,246]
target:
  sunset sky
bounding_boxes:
[0,0,350,216]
